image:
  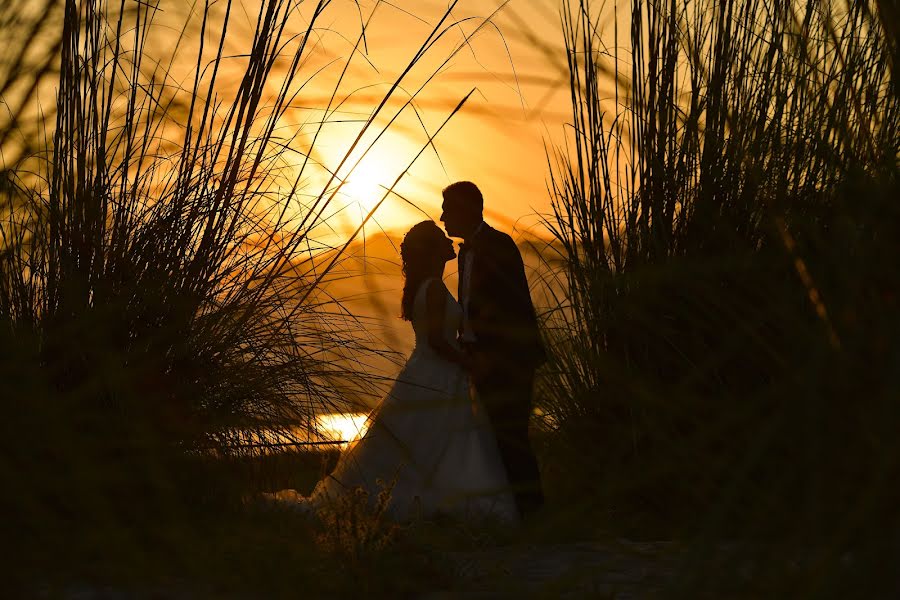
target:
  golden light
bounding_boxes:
[329,130,432,234]
[340,157,417,232]
[343,160,388,209]
[315,412,370,447]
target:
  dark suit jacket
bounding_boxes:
[459,224,546,376]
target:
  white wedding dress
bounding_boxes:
[279,277,517,522]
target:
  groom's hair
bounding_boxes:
[442,181,483,214]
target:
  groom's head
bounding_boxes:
[440,181,483,239]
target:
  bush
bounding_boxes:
[0,0,486,574]
[539,0,899,569]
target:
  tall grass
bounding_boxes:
[540,0,898,592]
[0,0,503,579]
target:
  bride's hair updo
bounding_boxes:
[400,220,443,321]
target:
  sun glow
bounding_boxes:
[320,128,435,235]
[338,155,419,233]
[343,160,389,209]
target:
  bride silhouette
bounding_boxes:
[273,220,517,522]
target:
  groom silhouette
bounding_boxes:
[440,181,546,516]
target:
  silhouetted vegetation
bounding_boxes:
[0,0,491,589]
[3,0,897,595]
[538,0,898,594]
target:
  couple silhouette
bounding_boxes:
[278,181,545,523]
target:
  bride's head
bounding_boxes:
[399,220,455,321]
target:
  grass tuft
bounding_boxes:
[0,0,495,585]
[538,0,898,593]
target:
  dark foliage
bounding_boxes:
[539,0,898,593]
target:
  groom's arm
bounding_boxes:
[494,235,532,310]
[477,234,544,365]
[477,236,533,331]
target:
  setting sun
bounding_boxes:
[330,134,434,234]
[343,160,388,209]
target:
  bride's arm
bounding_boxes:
[425,279,471,369]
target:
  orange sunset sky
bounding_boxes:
[298,0,569,239]
[4,0,598,408]
[253,0,577,242]
[8,0,622,243]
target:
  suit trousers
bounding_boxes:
[474,367,544,516]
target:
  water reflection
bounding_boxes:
[231,407,554,455]
[309,412,370,448]
[304,408,555,449]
